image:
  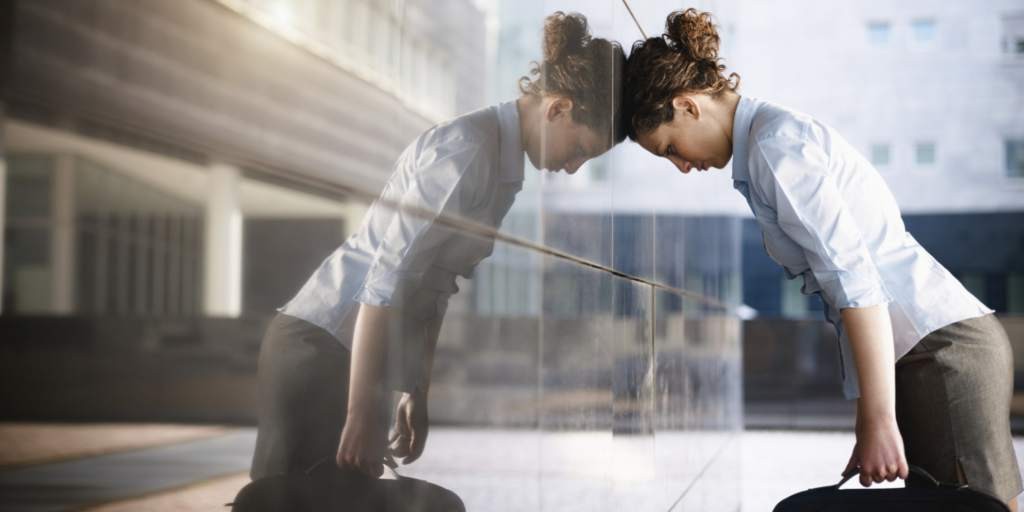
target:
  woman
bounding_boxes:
[250,12,625,481]
[623,8,1021,509]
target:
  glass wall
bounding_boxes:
[0,0,744,510]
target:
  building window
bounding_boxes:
[915,142,936,165]
[960,273,987,302]
[867,21,891,46]
[1002,12,1024,55]
[1009,274,1024,314]
[910,18,936,45]
[781,276,808,318]
[870,143,891,166]
[1007,139,1024,178]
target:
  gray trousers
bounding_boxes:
[896,314,1023,502]
[250,313,354,480]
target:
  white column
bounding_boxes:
[0,155,6,315]
[51,155,76,314]
[203,163,243,317]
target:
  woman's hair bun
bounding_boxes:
[543,11,591,64]
[664,8,720,63]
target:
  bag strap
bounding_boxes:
[836,464,958,489]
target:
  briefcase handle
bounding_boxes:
[836,464,965,490]
[305,456,403,479]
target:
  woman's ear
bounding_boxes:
[544,96,575,123]
[671,95,701,121]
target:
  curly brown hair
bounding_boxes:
[623,8,740,140]
[519,11,627,144]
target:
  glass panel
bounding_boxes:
[538,257,616,510]
[654,290,742,512]
[0,1,746,510]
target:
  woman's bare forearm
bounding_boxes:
[416,314,444,394]
[348,303,391,417]
[841,304,896,421]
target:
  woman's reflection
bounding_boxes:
[249,11,625,493]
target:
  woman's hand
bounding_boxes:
[845,412,909,487]
[336,408,388,478]
[388,389,429,465]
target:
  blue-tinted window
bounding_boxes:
[1007,139,1024,178]
[911,19,936,44]
[867,21,891,46]
[870,143,891,166]
[915,142,936,165]
[1010,274,1024,314]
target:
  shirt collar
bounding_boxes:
[497,100,525,183]
[731,95,758,183]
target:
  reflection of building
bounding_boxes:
[1,0,486,317]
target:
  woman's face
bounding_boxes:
[526,97,612,175]
[636,95,733,174]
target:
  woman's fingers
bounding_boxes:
[355,455,383,478]
[389,415,410,454]
[857,460,909,486]
[407,426,427,464]
[402,407,426,464]
[859,471,873,487]
[843,446,859,476]
[388,405,412,457]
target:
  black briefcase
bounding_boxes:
[773,465,1010,512]
[228,459,465,512]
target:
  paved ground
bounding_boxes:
[1,424,1022,511]
[0,423,228,468]
[0,430,255,511]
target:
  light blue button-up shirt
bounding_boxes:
[731,96,992,399]
[279,100,525,390]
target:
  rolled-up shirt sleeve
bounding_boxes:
[751,132,892,310]
[355,137,483,307]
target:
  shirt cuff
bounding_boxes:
[354,271,407,307]
[822,273,892,310]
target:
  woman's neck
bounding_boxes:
[516,95,540,152]
[719,91,742,148]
